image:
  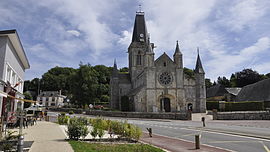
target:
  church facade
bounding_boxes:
[110,11,206,113]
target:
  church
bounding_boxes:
[110,11,206,113]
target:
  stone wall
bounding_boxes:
[213,111,270,120]
[49,108,191,120]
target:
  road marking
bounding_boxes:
[260,141,270,152]
[208,140,258,143]
[182,127,270,142]
[150,132,236,152]
[181,132,200,137]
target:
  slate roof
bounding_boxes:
[194,53,204,73]
[236,78,270,102]
[206,84,227,98]
[173,41,182,56]
[118,73,131,84]
[131,12,148,44]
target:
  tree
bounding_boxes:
[119,67,129,73]
[183,67,195,79]
[23,92,33,108]
[205,78,213,88]
[69,63,99,107]
[217,76,231,87]
[234,69,263,87]
[41,66,76,95]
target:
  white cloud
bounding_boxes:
[216,0,270,32]
[67,30,80,37]
[206,37,270,79]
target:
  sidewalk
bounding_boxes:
[23,121,73,152]
[140,132,230,152]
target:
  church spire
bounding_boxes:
[112,59,118,77]
[131,8,148,44]
[174,40,182,56]
[195,47,204,74]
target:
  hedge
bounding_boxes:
[224,101,264,111]
[264,101,270,109]
[206,101,265,111]
[206,101,219,111]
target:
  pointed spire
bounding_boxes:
[195,47,204,74]
[112,59,118,77]
[131,10,148,44]
[113,59,117,68]
[174,40,182,56]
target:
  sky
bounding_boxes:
[1,0,270,81]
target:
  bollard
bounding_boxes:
[146,128,152,137]
[195,135,200,149]
[17,135,24,152]
[201,117,205,127]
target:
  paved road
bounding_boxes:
[48,112,270,152]
[127,119,270,152]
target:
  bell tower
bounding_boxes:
[128,10,153,83]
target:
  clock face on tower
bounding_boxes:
[159,72,172,85]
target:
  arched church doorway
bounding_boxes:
[187,103,193,111]
[160,98,171,112]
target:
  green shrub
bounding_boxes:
[224,101,264,111]
[264,101,270,109]
[97,129,105,139]
[58,115,70,125]
[206,101,219,111]
[90,127,98,139]
[66,117,89,140]
[69,110,75,115]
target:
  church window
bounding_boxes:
[164,62,167,67]
[136,51,142,65]
[159,72,172,85]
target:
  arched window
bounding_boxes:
[136,51,142,65]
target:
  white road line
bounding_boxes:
[181,127,270,142]
[149,132,236,152]
[260,141,270,152]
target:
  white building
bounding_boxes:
[0,29,30,118]
[37,91,65,107]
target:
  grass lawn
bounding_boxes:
[69,141,165,152]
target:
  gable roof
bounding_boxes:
[155,52,174,64]
[0,29,30,69]
[236,78,270,102]
[206,84,227,98]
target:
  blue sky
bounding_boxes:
[1,0,270,81]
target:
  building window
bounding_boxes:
[6,67,11,82]
[136,51,142,65]
[46,97,49,101]
[163,62,166,67]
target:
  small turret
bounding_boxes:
[112,59,119,77]
[194,47,206,113]
[173,41,183,68]
[194,48,204,74]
